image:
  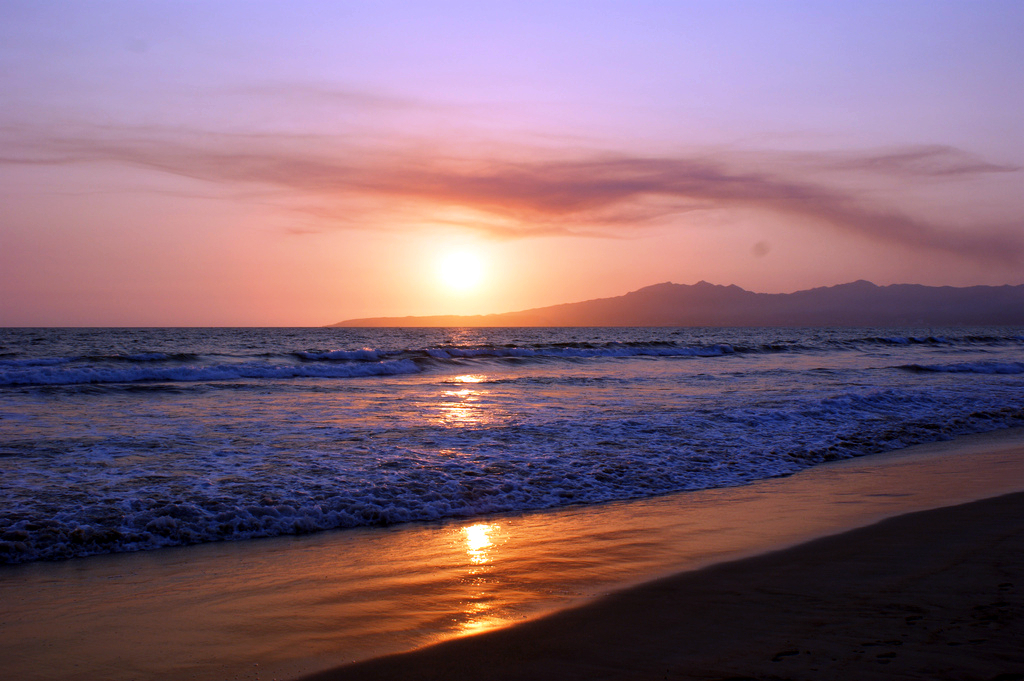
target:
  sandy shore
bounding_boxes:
[4,429,1024,680]
[303,490,1024,681]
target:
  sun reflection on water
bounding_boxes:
[463,523,495,565]
[456,522,505,636]
[437,376,489,427]
[457,605,506,637]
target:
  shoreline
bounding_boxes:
[3,428,1024,680]
[303,489,1024,680]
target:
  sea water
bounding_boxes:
[1,326,1023,565]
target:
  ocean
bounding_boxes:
[2,326,1023,566]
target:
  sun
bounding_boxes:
[436,249,486,294]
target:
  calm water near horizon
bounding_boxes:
[1,326,1023,565]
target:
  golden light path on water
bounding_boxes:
[437,374,488,427]
[430,372,512,637]
[459,522,503,636]
[464,523,495,563]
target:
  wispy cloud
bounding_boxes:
[2,123,1021,263]
[227,83,450,114]
[808,144,1020,177]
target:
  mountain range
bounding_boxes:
[331,280,1024,327]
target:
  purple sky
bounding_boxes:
[1,0,1022,325]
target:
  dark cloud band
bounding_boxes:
[2,124,1020,264]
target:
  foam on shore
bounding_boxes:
[2,428,1024,681]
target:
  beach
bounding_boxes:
[5,2,1024,678]
[305,488,1024,681]
[2,327,1024,680]
[3,427,1024,680]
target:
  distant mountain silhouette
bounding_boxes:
[331,280,1024,327]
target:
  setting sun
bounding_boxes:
[436,249,486,294]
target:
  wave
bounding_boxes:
[3,390,1023,564]
[0,342,744,387]
[3,332,1023,388]
[2,325,1023,564]
[0,359,420,386]
[0,352,199,368]
[899,361,1024,375]
[0,357,74,368]
[294,349,383,361]
[830,334,1024,349]
[110,352,200,363]
[424,342,737,360]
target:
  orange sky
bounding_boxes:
[1,1,1023,326]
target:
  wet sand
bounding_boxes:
[3,429,1024,680]
[304,490,1024,681]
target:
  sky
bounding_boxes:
[1,0,1022,326]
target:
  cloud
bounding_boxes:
[810,144,1020,177]
[227,83,435,113]
[2,123,1021,263]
